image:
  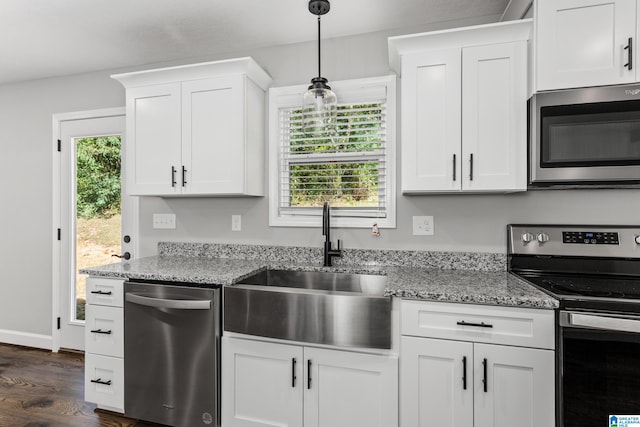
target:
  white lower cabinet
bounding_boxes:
[401,337,473,427]
[222,336,398,427]
[85,353,125,412]
[400,301,555,427]
[84,277,125,413]
[401,337,555,427]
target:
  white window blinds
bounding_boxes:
[279,102,387,217]
[269,76,396,228]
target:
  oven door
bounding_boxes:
[559,310,640,427]
[530,85,640,186]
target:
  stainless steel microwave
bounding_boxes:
[529,84,640,188]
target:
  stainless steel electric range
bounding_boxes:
[508,224,640,427]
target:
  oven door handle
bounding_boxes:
[126,293,211,310]
[567,312,640,333]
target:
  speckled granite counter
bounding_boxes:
[81,243,558,309]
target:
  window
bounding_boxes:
[269,75,396,228]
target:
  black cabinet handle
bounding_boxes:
[182,166,187,187]
[171,166,177,187]
[307,360,312,390]
[90,329,112,335]
[90,290,112,296]
[625,37,633,70]
[469,153,474,181]
[90,378,112,386]
[292,358,297,388]
[452,154,457,181]
[462,356,467,390]
[457,321,493,328]
[483,358,488,393]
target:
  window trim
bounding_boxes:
[268,75,396,228]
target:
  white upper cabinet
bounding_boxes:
[113,58,272,196]
[462,41,527,191]
[126,84,182,195]
[401,49,462,192]
[536,0,637,91]
[389,20,530,194]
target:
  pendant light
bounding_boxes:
[303,0,337,133]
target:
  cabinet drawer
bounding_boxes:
[85,305,123,358]
[86,277,124,307]
[85,353,124,413]
[401,300,554,350]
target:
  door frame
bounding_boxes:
[52,107,138,352]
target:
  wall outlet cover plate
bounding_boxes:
[413,215,434,236]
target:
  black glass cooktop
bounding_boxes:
[519,274,640,300]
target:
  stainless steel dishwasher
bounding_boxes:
[124,281,221,427]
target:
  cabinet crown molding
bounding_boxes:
[388,19,532,74]
[111,57,272,90]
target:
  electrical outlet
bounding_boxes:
[413,216,434,236]
[231,215,242,231]
[153,213,176,229]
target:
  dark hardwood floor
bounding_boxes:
[0,343,163,427]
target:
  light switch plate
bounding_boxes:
[153,213,176,229]
[413,216,434,236]
[231,215,242,231]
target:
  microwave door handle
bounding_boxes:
[568,312,640,333]
[126,293,211,310]
[625,37,633,70]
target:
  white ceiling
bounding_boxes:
[0,0,513,85]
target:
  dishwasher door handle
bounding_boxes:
[126,293,211,310]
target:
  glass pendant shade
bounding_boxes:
[303,77,337,133]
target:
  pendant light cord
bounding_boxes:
[317,15,321,79]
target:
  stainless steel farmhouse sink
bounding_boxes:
[224,269,392,349]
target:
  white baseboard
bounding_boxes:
[0,329,53,350]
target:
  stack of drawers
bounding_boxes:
[84,277,125,413]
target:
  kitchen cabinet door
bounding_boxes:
[473,343,555,427]
[461,41,527,192]
[85,353,124,413]
[125,84,181,195]
[182,75,247,195]
[400,336,473,427]
[401,49,462,193]
[536,0,637,90]
[304,346,398,427]
[222,337,303,427]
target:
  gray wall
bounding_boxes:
[0,73,124,337]
[1,14,638,340]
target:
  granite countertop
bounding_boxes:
[81,254,558,309]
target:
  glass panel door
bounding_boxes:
[59,114,130,351]
[74,135,122,321]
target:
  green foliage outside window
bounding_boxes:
[76,136,121,218]
[287,103,383,208]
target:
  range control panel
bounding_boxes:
[562,231,619,245]
[508,225,640,258]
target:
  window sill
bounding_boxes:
[269,215,395,229]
